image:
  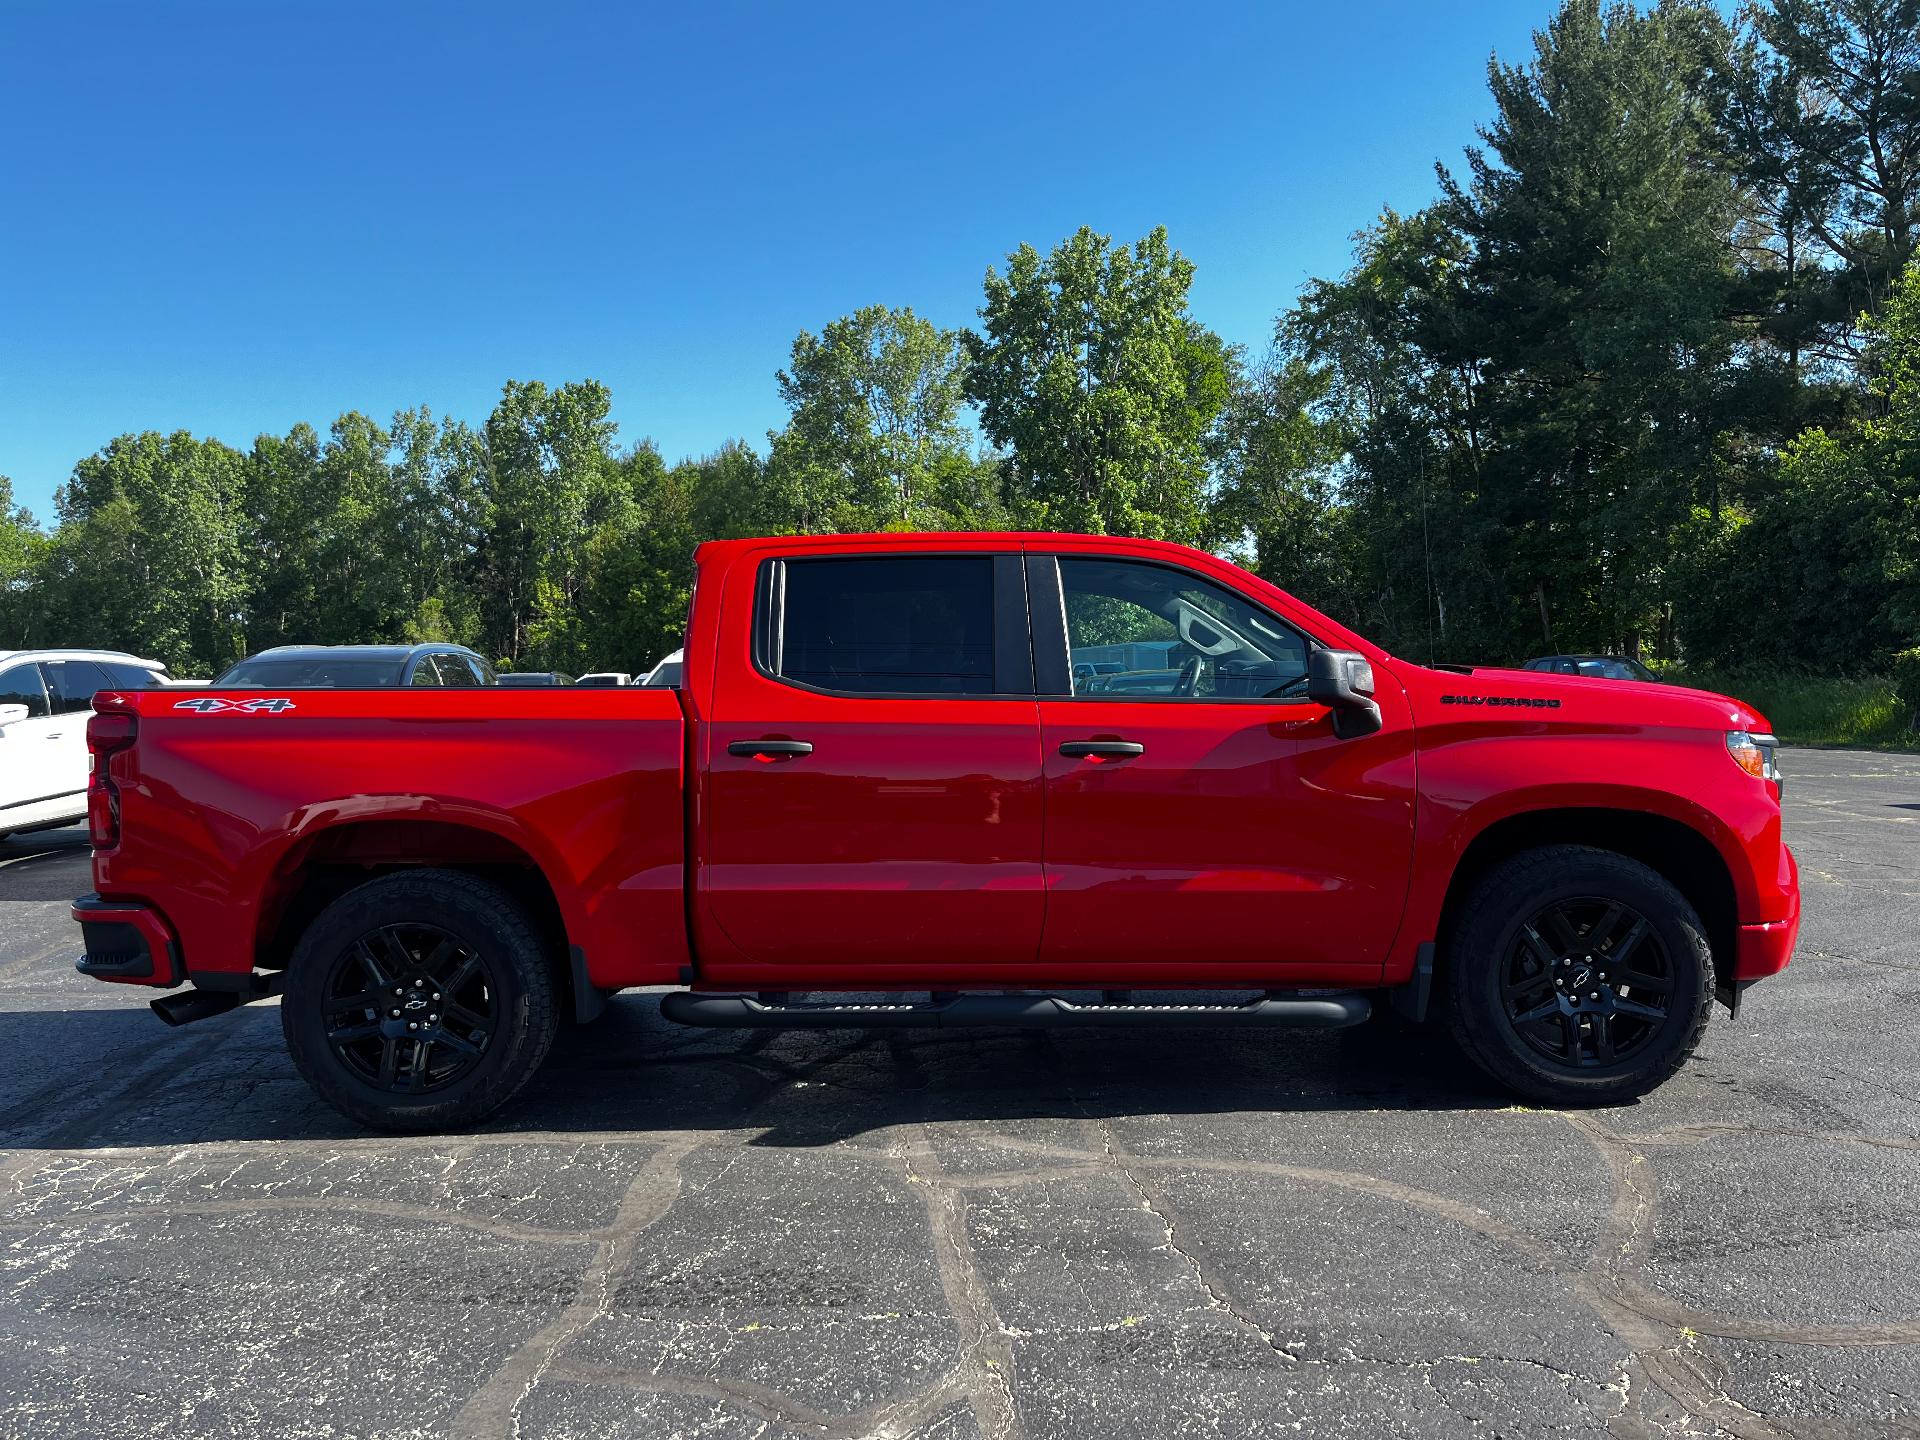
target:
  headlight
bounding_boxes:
[1726,730,1782,789]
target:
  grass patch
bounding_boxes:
[1661,667,1918,750]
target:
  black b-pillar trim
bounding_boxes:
[1024,554,1071,696]
[992,554,1034,695]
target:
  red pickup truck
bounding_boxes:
[73,532,1800,1129]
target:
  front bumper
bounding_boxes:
[1733,844,1800,983]
[73,895,182,987]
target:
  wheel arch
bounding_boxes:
[252,817,577,1013]
[1435,807,1739,1006]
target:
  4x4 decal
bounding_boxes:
[172,697,298,714]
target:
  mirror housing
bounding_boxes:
[1306,649,1382,739]
[0,704,27,729]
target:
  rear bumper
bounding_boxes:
[1733,844,1800,983]
[72,895,182,987]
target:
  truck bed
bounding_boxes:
[92,686,690,993]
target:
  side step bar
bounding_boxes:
[660,991,1371,1031]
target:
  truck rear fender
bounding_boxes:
[252,813,577,1006]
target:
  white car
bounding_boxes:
[574,671,631,688]
[0,649,170,837]
[639,649,683,687]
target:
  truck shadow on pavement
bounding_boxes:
[0,992,1516,1152]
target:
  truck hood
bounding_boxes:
[1398,663,1772,735]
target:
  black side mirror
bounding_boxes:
[1306,649,1383,739]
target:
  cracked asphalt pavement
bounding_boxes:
[0,747,1916,1437]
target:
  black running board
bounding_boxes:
[660,991,1371,1031]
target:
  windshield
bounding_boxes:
[216,657,405,687]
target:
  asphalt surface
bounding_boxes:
[0,749,1916,1438]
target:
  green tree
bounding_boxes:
[768,305,975,531]
[48,432,250,672]
[1435,0,1744,656]
[966,225,1229,541]
[1679,259,1920,665]
[480,379,621,664]
[1741,0,1920,347]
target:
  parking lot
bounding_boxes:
[0,749,1915,1438]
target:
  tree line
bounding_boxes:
[2,0,1917,679]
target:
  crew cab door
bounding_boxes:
[1030,551,1417,982]
[698,545,1045,984]
[40,660,117,806]
[0,661,62,816]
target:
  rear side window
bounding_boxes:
[409,659,441,687]
[768,556,997,696]
[101,662,162,689]
[0,662,49,718]
[42,660,117,714]
[433,654,477,688]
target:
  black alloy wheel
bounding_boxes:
[282,869,558,1130]
[1501,898,1672,1068]
[324,923,496,1094]
[1445,845,1712,1105]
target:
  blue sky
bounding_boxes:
[0,0,1564,520]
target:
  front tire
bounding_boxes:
[1445,846,1712,1105]
[282,869,559,1131]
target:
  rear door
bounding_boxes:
[699,546,1044,984]
[1031,552,1417,983]
[40,661,118,810]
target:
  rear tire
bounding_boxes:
[1445,845,1711,1105]
[282,869,559,1131]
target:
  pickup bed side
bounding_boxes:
[87,687,690,1000]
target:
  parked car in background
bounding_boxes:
[0,649,169,837]
[213,645,497,688]
[639,649,683,687]
[575,672,630,688]
[497,672,576,687]
[1525,654,1661,683]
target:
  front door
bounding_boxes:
[1033,553,1417,984]
[700,547,1045,986]
[0,661,73,820]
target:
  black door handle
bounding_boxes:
[728,739,814,758]
[1058,740,1145,758]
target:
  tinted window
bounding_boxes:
[1058,558,1310,700]
[220,657,406,687]
[773,556,995,695]
[0,662,49,718]
[101,662,162,689]
[432,654,477,687]
[43,659,117,714]
[1577,658,1643,681]
[409,658,441,687]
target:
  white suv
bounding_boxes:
[0,650,170,838]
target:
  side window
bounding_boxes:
[466,656,496,686]
[769,555,998,696]
[434,654,477,688]
[1057,558,1311,701]
[0,663,50,718]
[409,658,441,687]
[42,660,116,715]
[1555,658,1580,676]
[101,662,160,689]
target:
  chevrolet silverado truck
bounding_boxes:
[72,533,1800,1129]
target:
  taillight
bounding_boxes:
[87,712,138,847]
